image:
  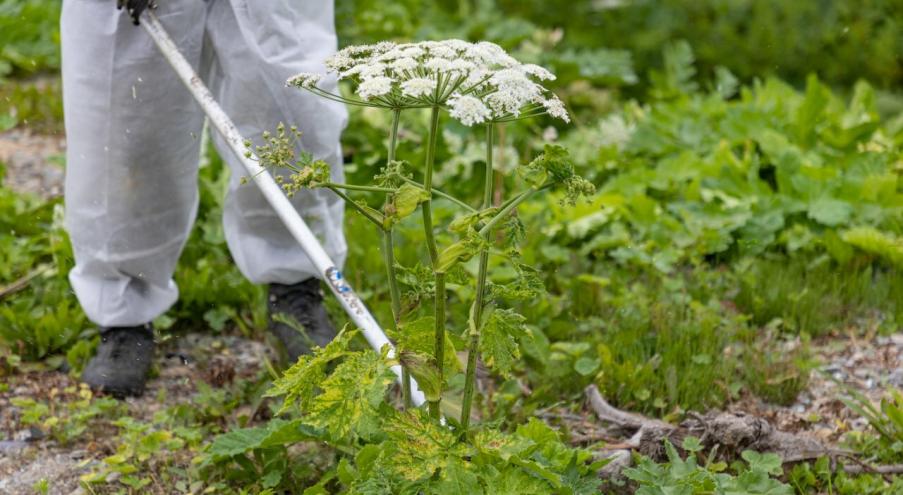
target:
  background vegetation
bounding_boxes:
[1,0,901,493]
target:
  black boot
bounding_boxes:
[81,324,155,397]
[268,278,337,363]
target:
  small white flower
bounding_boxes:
[521,64,556,81]
[448,59,476,73]
[463,68,491,89]
[339,64,364,79]
[424,57,454,73]
[448,93,491,126]
[359,62,387,79]
[391,57,418,72]
[357,76,393,99]
[427,44,458,59]
[286,72,323,89]
[486,91,524,117]
[325,53,355,71]
[468,42,518,67]
[490,69,541,97]
[399,46,425,59]
[441,39,472,53]
[401,77,436,98]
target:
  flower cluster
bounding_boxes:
[287,40,569,126]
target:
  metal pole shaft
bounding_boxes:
[141,11,425,406]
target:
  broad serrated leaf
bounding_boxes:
[434,459,482,495]
[482,466,556,495]
[307,349,395,441]
[489,260,545,301]
[473,428,535,461]
[479,308,527,376]
[266,328,356,414]
[384,410,469,482]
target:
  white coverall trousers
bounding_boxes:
[61,0,348,327]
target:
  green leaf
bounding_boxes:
[473,428,535,461]
[483,466,556,495]
[796,74,831,147]
[449,208,496,235]
[479,308,527,376]
[261,470,282,489]
[266,327,356,414]
[384,410,469,482]
[395,316,459,372]
[573,356,600,377]
[517,144,571,187]
[435,459,482,495]
[681,436,703,453]
[436,234,486,273]
[387,183,429,225]
[806,197,852,227]
[741,450,784,476]
[841,226,903,268]
[207,418,316,461]
[398,351,443,402]
[307,349,396,441]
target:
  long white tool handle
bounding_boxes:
[141,11,426,406]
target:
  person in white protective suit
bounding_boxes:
[61,0,348,397]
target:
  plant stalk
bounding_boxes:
[421,105,444,419]
[460,123,494,429]
[382,109,412,408]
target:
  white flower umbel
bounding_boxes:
[448,93,491,126]
[286,39,570,123]
[286,72,322,89]
[357,76,393,100]
[541,95,570,123]
[401,77,436,98]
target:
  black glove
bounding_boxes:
[117,0,155,25]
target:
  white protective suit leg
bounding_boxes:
[62,0,209,327]
[62,0,347,327]
[206,0,348,285]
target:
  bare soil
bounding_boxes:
[0,129,65,199]
[0,333,274,495]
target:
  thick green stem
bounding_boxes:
[421,106,444,419]
[460,123,494,429]
[382,109,412,408]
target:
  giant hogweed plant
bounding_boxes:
[239,40,598,492]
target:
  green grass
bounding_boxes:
[0,77,63,132]
[734,258,902,336]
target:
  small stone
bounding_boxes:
[69,449,88,460]
[13,427,45,442]
[887,369,903,387]
[0,440,29,456]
